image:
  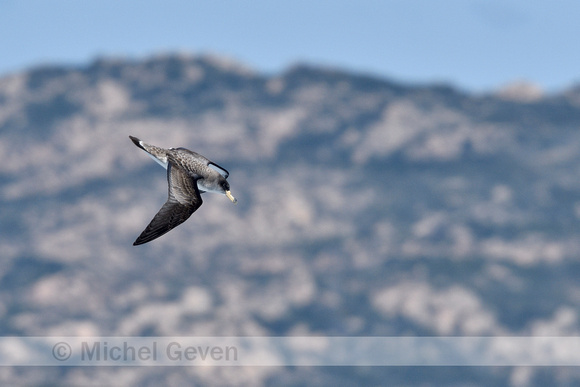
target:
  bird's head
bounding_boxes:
[220,179,237,204]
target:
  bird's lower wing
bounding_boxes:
[132,199,195,245]
[133,164,202,245]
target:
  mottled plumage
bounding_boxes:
[129,136,237,245]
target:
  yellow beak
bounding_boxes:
[225,190,237,204]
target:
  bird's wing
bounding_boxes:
[171,148,230,179]
[207,162,229,178]
[133,163,202,245]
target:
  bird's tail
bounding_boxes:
[129,135,146,151]
[129,136,169,169]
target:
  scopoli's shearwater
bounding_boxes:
[129,136,237,245]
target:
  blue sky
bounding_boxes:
[1,0,579,91]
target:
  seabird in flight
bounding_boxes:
[129,135,237,245]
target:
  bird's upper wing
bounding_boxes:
[170,148,230,179]
[133,163,202,245]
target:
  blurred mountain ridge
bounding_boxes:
[1,54,580,386]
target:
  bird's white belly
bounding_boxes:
[197,180,221,194]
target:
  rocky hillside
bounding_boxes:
[2,54,580,385]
